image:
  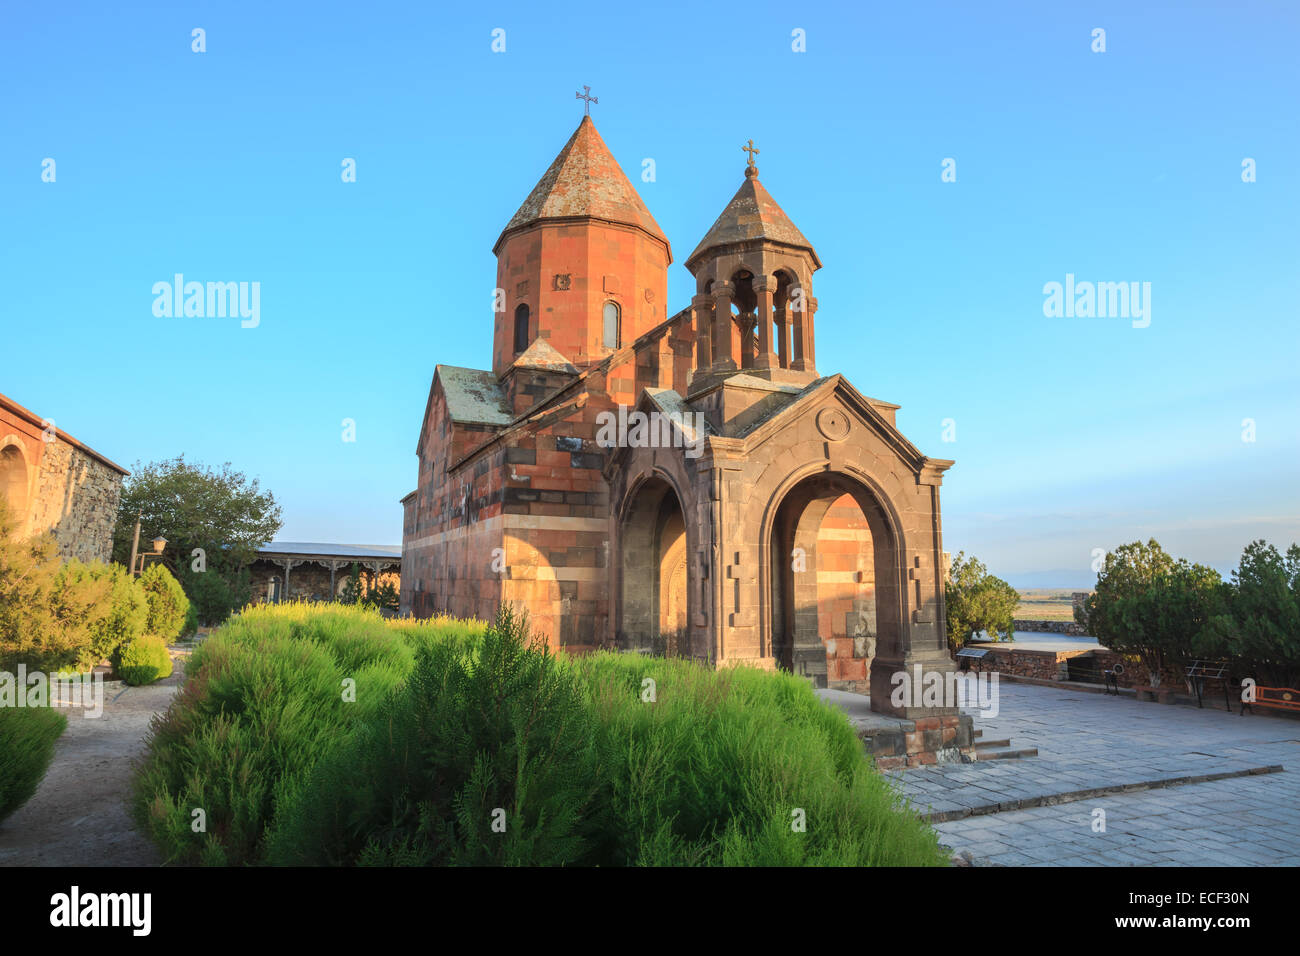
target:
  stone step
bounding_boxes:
[973,738,1011,750]
[973,746,1039,761]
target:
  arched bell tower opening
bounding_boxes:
[618,475,690,657]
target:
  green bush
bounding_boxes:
[131,603,474,865]
[267,606,945,867]
[182,601,199,638]
[116,634,174,686]
[136,602,943,867]
[0,705,67,823]
[61,561,148,668]
[266,606,604,866]
[139,563,189,642]
[0,499,112,672]
[180,565,251,628]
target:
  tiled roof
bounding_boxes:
[0,391,129,475]
[686,174,819,269]
[435,365,513,426]
[495,116,669,253]
[257,542,401,559]
[509,338,579,374]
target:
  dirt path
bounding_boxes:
[0,655,184,867]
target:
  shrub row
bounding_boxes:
[0,705,67,824]
[131,602,485,864]
[134,603,945,867]
[1,499,191,676]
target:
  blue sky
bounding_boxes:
[3,1,1296,587]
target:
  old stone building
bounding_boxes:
[402,115,959,719]
[0,391,127,563]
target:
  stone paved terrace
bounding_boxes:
[832,681,1300,866]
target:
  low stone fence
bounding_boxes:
[969,643,1183,690]
[1012,619,1090,636]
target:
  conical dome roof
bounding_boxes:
[686,172,820,270]
[494,116,670,257]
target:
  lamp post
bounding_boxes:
[133,529,168,576]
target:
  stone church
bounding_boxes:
[402,115,957,717]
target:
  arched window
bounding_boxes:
[602,301,620,349]
[513,304,530,353]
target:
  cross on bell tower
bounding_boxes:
[742,139,760,177]
[575,85,598,116]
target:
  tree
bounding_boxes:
[337,563,399,614]
[111,456,280,626]
[1196,540,1300,686]
[944,552,1019,650]
[1080,539,1224,687]
[182,564,251,628]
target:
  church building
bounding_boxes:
[401,113,958,718]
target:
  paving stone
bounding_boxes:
[883,682,1300,866]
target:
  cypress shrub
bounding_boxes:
[267,608,946,867]
[116,634,173,685]
[0,705,67,823]
[136,602,944,867]
[80,562,148,667]
[131,603,448,865]
[265,605,604,866]
[139,564,190,642]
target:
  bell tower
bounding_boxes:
[490,114,671,377]
[685,141,821,393]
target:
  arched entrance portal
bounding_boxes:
[619,475,690,657]
[769,472,900,689]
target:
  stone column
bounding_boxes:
[753,276,776,369]
[692,293,712,371]
[803,296,818,372]
[790,287,813,372]
[739,315,757,369]
[280,558,304,601]
[775,302,790,369]
[711,282,736,372]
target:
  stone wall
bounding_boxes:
[1,394,126,564]
[817,495,876,691]
[976,643,1186,690]
[30,440,124,563]
[1013,618,1089,636]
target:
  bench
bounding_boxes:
[1241,685,1300,716]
